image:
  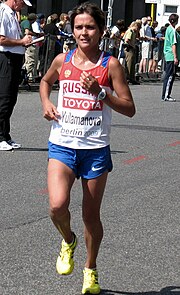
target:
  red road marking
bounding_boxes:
[168,141,180,147]
[123,155,146,164]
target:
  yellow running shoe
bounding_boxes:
[82,268,100,294]
[56,233,77,275]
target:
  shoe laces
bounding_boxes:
[60,241,74,262]
[83,268,98,285]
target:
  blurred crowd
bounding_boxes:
[7,7,179,85]
[18,10,76,83]
[101,16,180,84]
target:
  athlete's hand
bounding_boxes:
[42,100,60,122]
[80,71,101,97]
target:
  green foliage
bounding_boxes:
[21,15,28,21]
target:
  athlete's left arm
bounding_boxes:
[105,57,136,117]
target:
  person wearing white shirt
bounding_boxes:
[138,16,154,73]
[0,0,32,151]
[32,13,45,78]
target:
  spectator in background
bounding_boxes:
[46,15,52,25]
[109,19,126,58]
[176,25,180,76]
[32,14,46,78]
[99,26,111,52]
[123,21,141,84]
[21,13,37,36]
[63,11,76,52]
[176,25,180,35]
[21,13,38,82]
[56,13,68,30]
[161,13,180,102]
[32,13,45,34]
[0,0,32,151]
[63,11,73,34]
[138,16,154,73]
[155,26,166,71]
[43,14,61,72]
[32,13,45,78]
[134,19,142,64]
[148,20,159,72]
[135,19,142,37]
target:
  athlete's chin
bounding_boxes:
[78,42,94,49]
[79,41,90,46]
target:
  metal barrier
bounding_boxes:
[42,34,76,75]
[21,33,179,90]
[19,34,76,90]
[100,36,166,82]
[136,39,166,81]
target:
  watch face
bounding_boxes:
[100,92,105,99]
[98,89,106,100]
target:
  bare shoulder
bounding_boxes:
[109,56,123,71]
[108,56,127,82]
[55,52,66,62]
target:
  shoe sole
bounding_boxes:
[163,98,176,102]
[82,287,100,294]
[11,146,22,149]
[162,100,176,102]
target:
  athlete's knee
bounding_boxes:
[49,199,69,219]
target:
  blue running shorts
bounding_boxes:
[48,142,113,179]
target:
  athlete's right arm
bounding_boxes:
[39,53,65,122]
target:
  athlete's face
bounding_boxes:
[73,13,102,49]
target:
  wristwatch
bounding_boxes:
[97,88,106,101]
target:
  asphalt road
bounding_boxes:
[0,81,179,295]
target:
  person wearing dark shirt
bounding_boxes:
[43,14,61,73]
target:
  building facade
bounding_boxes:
[24,0,152,27]
[156,0,180,28]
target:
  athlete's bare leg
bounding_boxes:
[48,159,76,244]
[82,171,108,269]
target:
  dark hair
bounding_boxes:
[116,19,126,32]
[160,26,166,34]
[70,2,105,34]
[37,13,45,20]
[27,13,37,21]
[51,13,58,23]
[169,13,179,24]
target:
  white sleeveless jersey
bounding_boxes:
[49,49,113,149]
